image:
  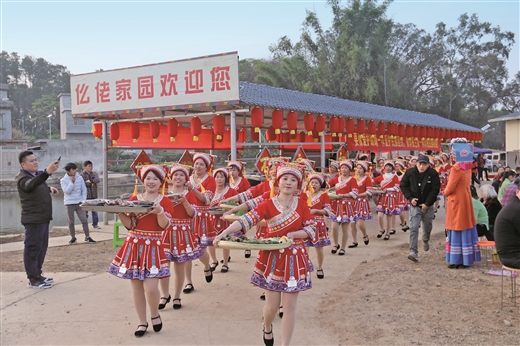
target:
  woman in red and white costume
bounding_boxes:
[373,160,401,240]
[327,160,358,256]
[328,160,339,180]
[395,159,411,232]
[209,168,238,272]
[350,161,373,247]
[183,153,216,294]
[305,173,334,279]
[214,163,316,346]
[158,163,205,311]
[227,160,251,193]
[108,165,171,337]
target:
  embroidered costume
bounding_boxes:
[373,173,401,215]
[190,173,216,247]
[305,191,334,247]
[354,176,374,220]
[328,175,358,223]
[210,186,238,235]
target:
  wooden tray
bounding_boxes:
[80,205,154,213]
[208,208,227,215]
[217,239,292,250]
[222,214,266,227]
[328,193,339,200]
[371,188,384,194]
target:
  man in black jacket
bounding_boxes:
[16,151,60,289]
[400,155,441,262]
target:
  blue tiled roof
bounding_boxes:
[488,111,520,122]
[239,81,480,131]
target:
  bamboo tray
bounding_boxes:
[222,214,267,226]
[217,239,292,250]
[80,205,154,213]
[208,208,227,215]
[328,193,339,200]
[218,203,238,210]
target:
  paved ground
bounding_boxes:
[1,207,450,345]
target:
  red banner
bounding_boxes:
[347,133,440,151]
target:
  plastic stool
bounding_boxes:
[113,221,125,248]
[501,264,520,316]
[477,241,498,267]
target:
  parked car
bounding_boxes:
[485,151,507,172]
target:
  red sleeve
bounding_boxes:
[160,196,174,215]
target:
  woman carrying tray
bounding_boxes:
[209,168,238,272]
[373,160,401,240]
[395,160,411,232]
[107,165,171,337]
[228,160,251,193]
[305,173,334,279]
[214,163,316,346]
[183,153,216,293]
[158,163,205,311]
[350,161,373,247]
[327,160,358,256]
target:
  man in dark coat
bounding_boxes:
[16,151,59,289]
[400,155,441,262]
[494,183,520,269]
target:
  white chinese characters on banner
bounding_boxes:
[71,52,239,115]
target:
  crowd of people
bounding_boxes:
[15,137,520,344]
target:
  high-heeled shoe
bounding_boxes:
[278,306,284,318]
[158,295,171,310]
[151,315,162,332]
[263,323,274,346]
[134,323,148,337]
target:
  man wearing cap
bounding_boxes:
[400,155,441,262]
[494,182,520,269]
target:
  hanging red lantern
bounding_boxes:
[238,128,247,142]
[149,120,160,143]
[110,123,119,145]
[286,111,297,135]
[368,120,376,137]
[434,128,440,139]
[315,114,326,136]
[251,107,263,133]
[272,109,283,135]
[282,131,290,143]
[330,116,339,137]
[131,121,140,143]
[337,117,345,138]
[420,126,427,139]
[413,125,420,138]
[304,113,314,135]
[477,132,483,141]
[191,116,201,141]
[398,124,405,137]
[213,114,225,142]
[346,118,355,133]
[405,124,413,137]
[377,122,386,138]
[298,131,306,142]
[427,127,434,138]
[357,119,366,134]
[266,126,276,142]
[92,121,103,140]
[168,118,178,142]
[439,128,445,140]
[250,127,259,142]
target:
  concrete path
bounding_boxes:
[1,208,449,345]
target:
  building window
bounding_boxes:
[73,118,85,126]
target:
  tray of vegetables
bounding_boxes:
[217,235,292,250]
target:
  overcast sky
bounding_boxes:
[2,0,518,79]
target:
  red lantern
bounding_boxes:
[272,109,283,134]
[368,120,376,137]
[92,121,103,140]
[420,126,427,139]
[330,117,339,137]
[434,128,440,139]
[377,122,386,138]
[304,113,314,135]
[110,123,119,145]
[213,114,225,142]
[439,128,445,140]
[131,122,140,143]
[282,131,290,143]
[149,120,160,143]
[413,125,420,138]
[315,114,326,136]
[298,131,306,142]
[357,119,366,134]
[266,126,276,142]
[251,107,263,133]
[398,124,405,137]
[405,124,413,137]
[337,117,344,138]
[250,128,259,142]
[427,127,435,138]
[168,118,178,142]
[477,132,483,141]
[346,118,355,133]
[238,128,247,142]
[191,116,201,141]
[286,111,297,135]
